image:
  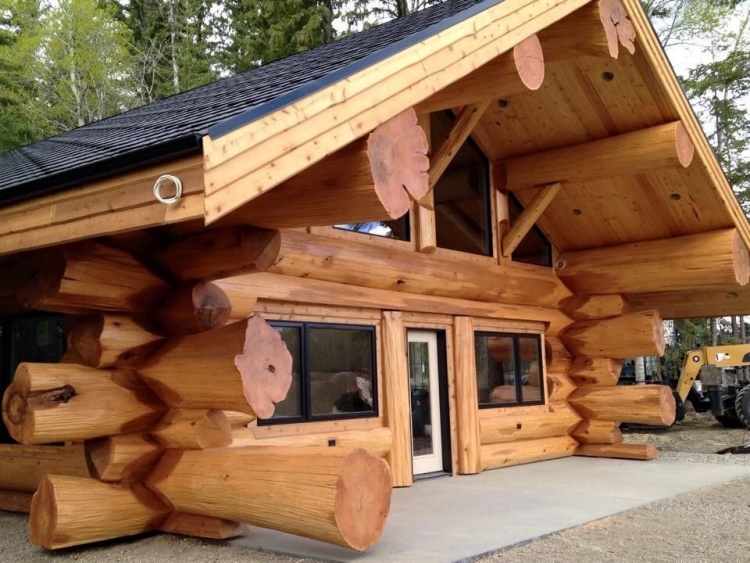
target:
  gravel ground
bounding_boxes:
[3,412,750,563]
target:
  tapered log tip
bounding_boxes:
[334,448,392,551]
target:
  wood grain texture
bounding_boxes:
[454,317,481,474]
[568,385,676,426]
[0,444,89,492]
[85,434,164,483]
[576,442,658,460]
[479,401,581,445]
[571,419,623,444]
[561,310,665,358]
[568,357,622,387]
[481,435,578,470]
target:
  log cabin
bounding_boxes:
[0,0,748,552]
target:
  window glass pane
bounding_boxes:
[308,327,375,416]
[508,194,552,267]
[271,326,303,419]
[475,334,517,404]
[518,336,543,404]
[431,112,491,256]
[335,217,409,241]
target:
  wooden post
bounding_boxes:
[146,446,392,551]
[2,364,166,444]
[382,312,413,487]
[454,317,481,474]
[416,113,436,254]
[137,315,292,416]
[561,310,666,358]
[568,385,676,426]
[29,475,170,549]
[152,282,232,337]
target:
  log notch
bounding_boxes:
[454,317,481,474]
[155,227,281,282]
[146,446,392,551]
[557,229,750,295]
[500,122,694,191]
[216,108,428,228]
[561,310,665,358]
[160,513,246,540]
[29,475,170,549]
[537,0,635,60]
[577,443,658,460]
[137,315,292,416]
[85,434,164,483]
[547,373,577,402]
[562,295,632,321]
[150,409,233,450]
[481,436,578,471]
[15,241,169,313]
[571,420,623,444]
[382,311,413,487]
[415,34,545,114]
[152,282,232,337]
[568,385,676,426]
[0,444,90,492]
[2,363,166,444]
[68,313,165,369]
[479,402,581,444]
[568,357,622,387]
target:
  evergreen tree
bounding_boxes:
[342,0,442,31]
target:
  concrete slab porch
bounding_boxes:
[229,457,750,563]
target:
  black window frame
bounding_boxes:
[475,331,545,409]
[261,321,379,425]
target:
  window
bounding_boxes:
[264,322,378,423]
[508,193,552,267]
[334,217,410,241]
[431,112,492,256]
[475,332,544,407]
[1,314,65,443]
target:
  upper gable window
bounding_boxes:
[334,217,410,241]
[431,112,492,257]
[508,194,552,267]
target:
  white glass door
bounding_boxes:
[407,330,443,475]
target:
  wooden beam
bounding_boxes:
[85,434,164,483]
[576,443,659,460]
[481,435,578,471]
[628,288,750,319]
[415,34,545,114]
[499,122,695,191]
[502,182,560,257]
[561,310,665,358]
[454,316,481,475]
[230,427,392,458]
[537,0,635,60]
[429,101,491,189]
[568,385,676,426]
[202,0,591,224]
[416,113,437,254]
[557,229,750,295]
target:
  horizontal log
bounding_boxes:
[500,122,694,191]
[546,373,576,402]
[68,313,165,369]
[576,443,659,460]
[155,226,281,282]
[561,295,633,321]
[571,420,623,444]
[217,272,573,335]
[231,426,392,458]
[150,409,232,449]
[15,241,169,313]
[85,434,164,483]
[29,475,170,549]
[0,444,89,492]
[568,385,676,426]
[561,310,665,358]
[557,229,750,295]
[416,34,544,114]
[138,315,292,416]
[267,230,573,310]
[0,489,33,513]
[152,282,232,337]
[160,512,246,540]
[147,446,392,551]
[2,364,166,444]
[479,402,581,445]
[568,357,622,387]
[481,436,578,471]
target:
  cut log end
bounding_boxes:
[368,108,430,219]
[733,230,750,286]
[675,122,695,168]
[599,0,636,58]
[29,477,57,549]
[154,282,232,337]
[235,315,293,419]
[513,34,545,90]
[1,369,34,444]
[334,448,393,551]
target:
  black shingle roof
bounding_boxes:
[0,0,496,206]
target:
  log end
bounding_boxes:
[733,230,750,286]
[191,282,233,333]
[29,476,58,549]
[513,34,545,90]
[240,227,282,273]
[235,315,293,419]
[1,366,34,444]
[334,448,393,551]
[657,384,677,426]
[599,0,636,58]
[675,122,695,168]
[68,314,105,368]
[368,108,430,219]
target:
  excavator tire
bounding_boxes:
[735,386,750,429]
[715,410,745,428]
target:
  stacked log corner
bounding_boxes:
[0,237,393,553]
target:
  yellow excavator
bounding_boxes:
[675,344,750,428]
